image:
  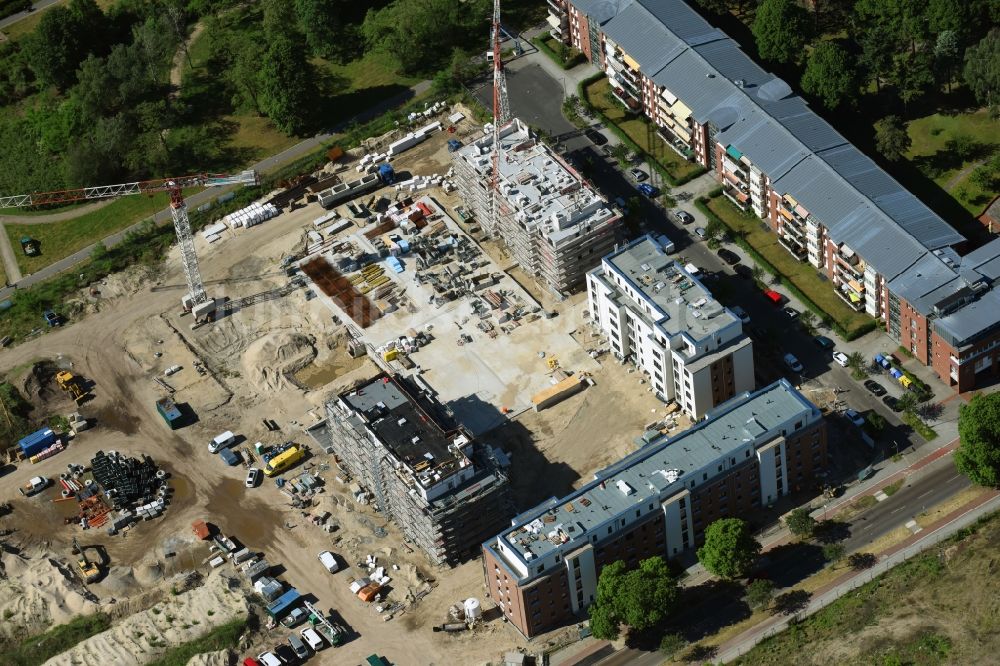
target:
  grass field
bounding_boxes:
[584,78,705,184]
[704,196,874,338]
[5,192,178,275]
[733,511,1000,665]
[907,110,1000,215]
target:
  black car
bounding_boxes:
[882,394,902,412]
[585,129,608,146]
[734,263,753,280]
[864,380,887,397]
[717,248,740,265]
[782,306,799,320]
[813,335,834,350]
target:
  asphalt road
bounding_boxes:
[0,0,60,30]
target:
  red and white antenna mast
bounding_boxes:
[490,0,511,236]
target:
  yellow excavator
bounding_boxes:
[71,537,101,583]
[55,371,89,405]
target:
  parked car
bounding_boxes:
[883,394,902,412]
[782,306,800,320]
[43,310,61,327]
[245,468,261,488]
[300,627,325,651]
[674,210,695,224]
[845,409,865,427]
[813,336,835,350]
[694,226,707,239]
[288,633,309,660]
[256,652,282,666]
[280,607,307,628]
[734,263,753,279]
[628,168,648,182]
[273,645,297,664]
[832,351,850,367]
[717,248,740,265]
[636,182,659,197]
[730,305,750,324]
[18,476,49,496]
[864,380,887,397]
[585,129,608,146]
[318,550,339,573]
[208,431,235,454]
[762,289,783,305]
[783,353,804,373]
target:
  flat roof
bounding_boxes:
[489,379,819,574]
[600,235,738,342]
[340,374,469,482]
[456,120,617,246]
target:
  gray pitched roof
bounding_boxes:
[934,288,1000,347]
[602,3,686,76]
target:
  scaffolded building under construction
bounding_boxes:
[325,373,514,566]
[451,118,622,295]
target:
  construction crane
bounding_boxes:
[490,0,512,238]
[0,170,259,317]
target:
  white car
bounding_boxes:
[730,305,750,324]
[832,351,850,367]
[256,651,282,666]
[245,468,261,488]
[318,550,339,573]
[783,353,803,373]
[300,627,325,651]
[845,409,865,427]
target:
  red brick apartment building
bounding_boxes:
[481,380,826,637]
[546,0,1000,393]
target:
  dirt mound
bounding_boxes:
[241,332,316,391]
[21,360,59,404]
[185,650,233,666]
[134,561,165,587]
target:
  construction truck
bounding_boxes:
[71,537,101,583]
[55,371,89,404]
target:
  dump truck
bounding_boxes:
[72,537,101,583]
[55,371,88,404]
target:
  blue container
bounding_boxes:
[19,427,56,457]
[219,447,241,466]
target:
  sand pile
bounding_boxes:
[185,649,232,666]
[241,332,316,391]
[0,546,101,638]
[44,573,248,666]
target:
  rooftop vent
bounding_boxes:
[616,479,636,496]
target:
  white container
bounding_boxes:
[464,598,482,621]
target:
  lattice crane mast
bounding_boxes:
[0,170,259,312]
[490,0,512,237]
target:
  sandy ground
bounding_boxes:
[0,109,663,665]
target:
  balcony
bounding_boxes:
[782,219,806,243]
[656,127,695,159]
[723,186,750,211]
[777,233,807,261]
[836,286,865,311]
[610,83,641,111]
[547,0,564,12]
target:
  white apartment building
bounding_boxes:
[587,235,754,418]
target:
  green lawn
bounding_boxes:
[6,192,182,275]
[584,77,705,185]
[4,613,111,666]
[906,109,1000,215]
[703,196,875,339]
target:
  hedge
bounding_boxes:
[695,196,879,342]
[531,36,586,70]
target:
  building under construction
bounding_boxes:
[325,373,514,566]
[451,118,622,295]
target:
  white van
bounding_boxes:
[318,550,339,573]
[208,431,235,454]
[300,627,325,651]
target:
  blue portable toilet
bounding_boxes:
[378,163,395,185]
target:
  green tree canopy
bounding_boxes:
[587,556,679,640]
[873,115,911,161]
[294,0,357,63]
[785,507,817,538]
[258,35,318,135]
[24,0,107,91]
[964,30,1000,109]
[955,392,1000,487]
[362,0,490,75]
[800,42,858,109]
[751,0,810,64]
[697,518,761,580]
[744,579,774,610]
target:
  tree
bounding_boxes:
[964,30,1000,109]
[896,390,919,416]
[895,50,936,111]
[785,508,817,539]
[873,116,911,161]
[697,518,761,580]
[822,542,845,563]
[258,35,318,135]
[744,579,774,610]
[751,264,766,286]
[859,32,895,94]
[24,0,106,91]
[955,392,1000,487]
[659,633,687,657]
[848,552,878,570]
[798,310,818,336]
[934,30,961,91]
[610,143,631,169]
[362,0,490,75]
[294,0,357,63]
[800,42,858,109]
[587,557,679,640]
[751,0,810,65]
[846,351,866,378]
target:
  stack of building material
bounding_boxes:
[224,202,279,229]
[30,440,65,464]
[89,450,165,511]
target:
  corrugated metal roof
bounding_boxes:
[573,0,635,24]
[636,0,723,45]
[651,50,740,124]
[934,288,1000,346]
[960,238,1000,280]
[775,110,846,153]
[602,3,686,76]
[717,111,808,180]
[887,254,965,313]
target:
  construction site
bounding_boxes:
[0,86,677,665]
